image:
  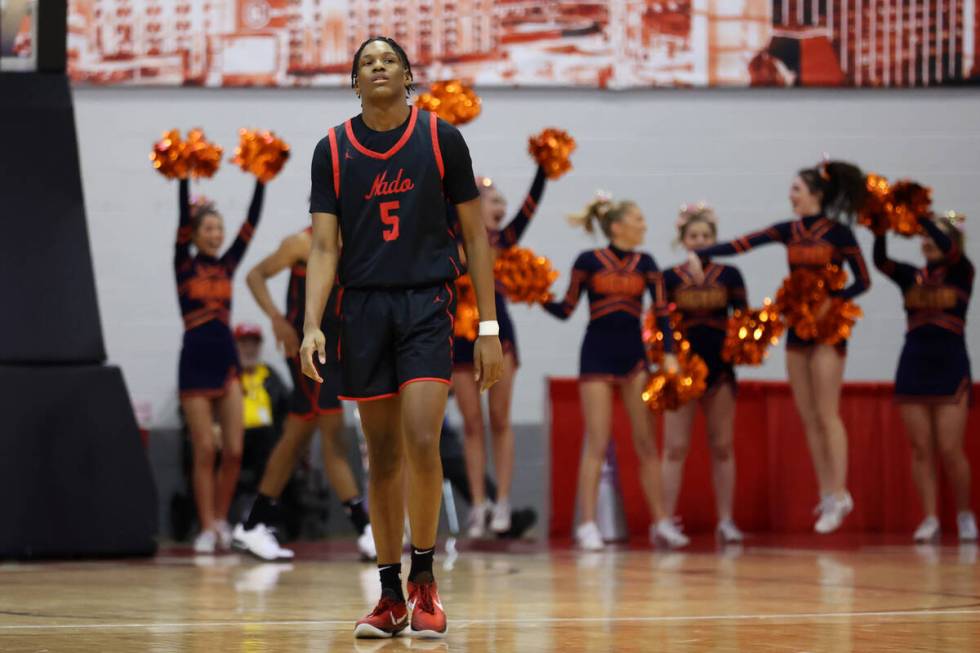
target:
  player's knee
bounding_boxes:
[633,436,657,460]
[370,454,402,481]
[814,411,840,436]
[461,415,484,439]
[221,445,243,467]
[407,430,440,458]
[909,439,932,461]
[488,407,510,435]
[937,440,963,463]
[193,440,216,466]
[710,441,733,462]
[665,442,689,462]
[583,438,608,461]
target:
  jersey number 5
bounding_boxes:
[380,201,400,242]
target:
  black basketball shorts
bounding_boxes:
[286,354,342,419]
[337,284,457,400]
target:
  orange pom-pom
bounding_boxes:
[642,353,708,412]
[415,80,481,126]
[453,274,480,340]
[150,129,190,180]
[493,247,559,305]
[815,297,863,344]
[642,310,684,366]
[184,128,223,179]
[721,298,785,366]
[889,180,931,237]
[774,265,862,346]
[528,128,576,180]
[858,173,892,236]
[150,128,222,179]
[231,128,290,183]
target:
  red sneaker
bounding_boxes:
[407,579,447,638]
[354,593,408,639]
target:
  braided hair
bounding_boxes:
[351,37,415,98]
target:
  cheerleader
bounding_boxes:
[543,196,688,550]
[661,204,748,544]
[454,167,547,538]
[873,213,976,541]
[175,177,264,553]
[689,161,871,534]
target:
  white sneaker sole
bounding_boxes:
[914,530,940,543]
[653,533,690,549]
[232,539,293,562]
[409,626,448,639]
[354,623,405,639]
[717,532,744,544]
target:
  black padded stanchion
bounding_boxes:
[0,73,157,558]
[0,73,105,364]
[0,366,157,558]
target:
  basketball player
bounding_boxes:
[232,227,375,562]
[301,37,503,639]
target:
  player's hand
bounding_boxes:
[272,315,301,358]
[663,353,680,375]
[474,335,504,392]
[686,252,705,284]
[300,327,326,383]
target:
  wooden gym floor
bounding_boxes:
[1,536,978,652]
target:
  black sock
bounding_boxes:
[379,562,404,601]
[408,545,435,584]
[244,493,278,529]
[343,497,370,535]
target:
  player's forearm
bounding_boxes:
[304,245,338,331]
[246,268,285,321]
[462,228,498,322]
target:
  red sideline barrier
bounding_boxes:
[548,379,980,538]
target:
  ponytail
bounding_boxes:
[568,193,612,235]
[798,159,868,224]
[568,192,637,239]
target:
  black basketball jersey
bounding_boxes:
[325,107,461,289]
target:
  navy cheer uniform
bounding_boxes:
[453,166,548,369]
[283,228,343,418]
[309,107,479,400]
[544,246,674,380]
[874,217,973,403]
[698,214,870,354]
[175,178,264,397]
[663,261,747,394]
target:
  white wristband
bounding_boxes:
[478,321,500,337]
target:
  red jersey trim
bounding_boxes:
[344,106,419,160]
[400,377,451,390]
[430,111,444,179]
[326,128,341,200]
[338,392,398,403]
